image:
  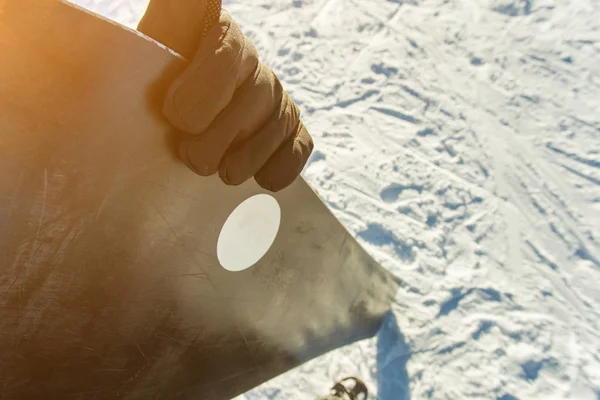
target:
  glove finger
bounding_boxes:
[218,91,301,186]
[179,62,284,176]
[163,10,258,134]
[254,121,314,192]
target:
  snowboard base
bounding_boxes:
[0,1,399,399]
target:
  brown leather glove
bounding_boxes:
[138,0,313,192]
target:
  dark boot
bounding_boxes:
[318,377,368,400]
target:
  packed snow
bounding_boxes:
[69,0,600,398]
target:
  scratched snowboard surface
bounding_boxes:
[0,1,398,399]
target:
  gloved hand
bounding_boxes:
[138,0,313,192]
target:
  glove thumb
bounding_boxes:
[137,0,222,60]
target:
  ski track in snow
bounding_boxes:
[71,0,600,398]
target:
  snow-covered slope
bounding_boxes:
[70,0,600,398]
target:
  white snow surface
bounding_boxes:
[70,0,600,398]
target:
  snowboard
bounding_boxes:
[0,1,399,399]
